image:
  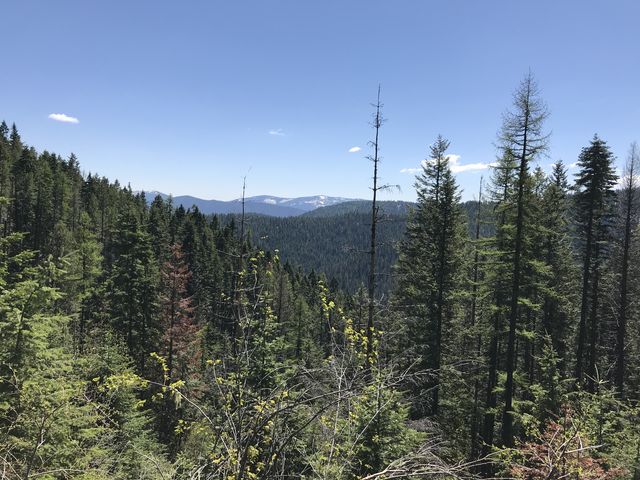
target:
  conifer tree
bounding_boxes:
[396,135,464,416]
[0,234,115,478]
[107,207,160,371]
[148,194,173,263]
[69,212,103,353]
[0,122,11,236]
[467,177,485,458]
[497,73,549,447]
[158,242,198,452]
[480,148,518,463]
[539,160,574,366]
[32,153,54,252]
[12,147,36,238]
[574,135,618,391]
[160,243,197,382]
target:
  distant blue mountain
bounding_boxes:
[138,191,359,217]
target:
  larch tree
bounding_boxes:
[497,72,549,447]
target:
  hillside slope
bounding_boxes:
[218,200,486,293]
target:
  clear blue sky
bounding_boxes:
[2,1,638,201]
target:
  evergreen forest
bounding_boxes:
[1,73,640,479]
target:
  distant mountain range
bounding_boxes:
[139,191,365,216]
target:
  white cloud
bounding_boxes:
[451,162,497,173]
[348,146,361,153]
[268,129,285,136]
[48,113,79,124]
[263,198,277,204]
[614,167,639,189]
[401,154,495,175]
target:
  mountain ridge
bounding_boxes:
[138,191,363,217]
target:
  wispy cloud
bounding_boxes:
[451,161,497,173]
[48,113,79,124]
[400,166,422,174]
[401,154,495,175]
[268,129,285,136]
[348,146,361,153]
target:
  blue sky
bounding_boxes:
[1,1,638,201]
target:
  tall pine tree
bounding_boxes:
[396,135,465,416]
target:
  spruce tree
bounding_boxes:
[107,207,160,371]
[574,135,618,391]
[69,212,103,353]
[480,148,518,463]
[0,122,11,236]
[539,161,575,375]
[396,135,464,416]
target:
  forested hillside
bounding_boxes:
[301,200,414,218]
[1,74,640,479]
[230,201,490,294]
[230,211,406,294]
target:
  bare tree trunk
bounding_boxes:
[586,245,600,393]
[470,177,483,459]
[431,153,447,415]
[615,143,638,395]
[367,86,382,364]
[576,208,594,385]
[480,308,500,474]
[502,102,529,448]
[231,177,247,353]
[481,176,510,470]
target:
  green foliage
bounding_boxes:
[504,385,639,479]
[394,135,467,417]
[107,208,160,371]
